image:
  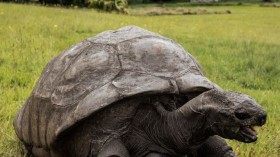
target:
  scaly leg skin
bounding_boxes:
[196,135,236,157]
[97,138,129,157]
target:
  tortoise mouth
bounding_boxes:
[239,126,258,142]
[226,125,259,143]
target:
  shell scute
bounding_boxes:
[50,44,121,106]
[33,40,92,99]
[117,37,198,78]
[111,71,174,96]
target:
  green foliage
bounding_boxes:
[0,3,280,157]
[0,0,128,13]
[87,0,128,13]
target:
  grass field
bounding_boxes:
[0,2,280,157]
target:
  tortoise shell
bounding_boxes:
[14,26,216,149]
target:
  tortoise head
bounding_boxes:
[202,90,267,143]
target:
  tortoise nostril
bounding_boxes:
[235,112,251,120]
[261,113,267,120]
[259,113,267,125]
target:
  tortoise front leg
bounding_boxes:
[97,138,129,157]
[196,135,236,157]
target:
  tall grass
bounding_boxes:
[0,3,279,156]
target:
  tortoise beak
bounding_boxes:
[226,113,266,143]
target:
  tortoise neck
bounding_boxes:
[168,108,211,154]
[149,98,213,155]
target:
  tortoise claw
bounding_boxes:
[223,151,236,157]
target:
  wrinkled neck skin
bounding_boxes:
[149,94,214,156]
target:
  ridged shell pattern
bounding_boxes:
[13,26,215,149]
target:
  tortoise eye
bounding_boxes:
[235,112,251,120]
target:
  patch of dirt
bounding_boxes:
[129,7,231,16]
[260,3,280,8]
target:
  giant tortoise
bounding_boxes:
[14,26,266,157]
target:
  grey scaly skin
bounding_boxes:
[121,89,266,157]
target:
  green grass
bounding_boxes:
[0,3,280,157]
